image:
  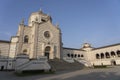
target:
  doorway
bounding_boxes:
[44,46,51,59]
[45,52,49,59]
[111,60,116,65]
[1,66,4,71]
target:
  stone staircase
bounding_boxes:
[15,57,51,73]
[48,58,85,72]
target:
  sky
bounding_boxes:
[0,0,120,48]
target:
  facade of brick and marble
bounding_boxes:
[15,10,62,59]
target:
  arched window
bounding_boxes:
[81,54,84,57]
[67,54,70,57]
[105,52,110,58]
[23,49,27,54]
[117,50,120,57]
[24,35,29,43]
[96,54,100,59]
[44,46,51,59]
[101,53,104,59]
[111,51,116,57]
[71,54,73,58]
[78,54,80,57]
[45,46,51,52]
[74,54,77,58]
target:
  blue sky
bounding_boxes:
[0,0,120,48]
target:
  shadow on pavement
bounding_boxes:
[63,72,120,80]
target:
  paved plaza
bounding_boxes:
[0,66,120,80]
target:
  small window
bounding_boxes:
[78,54,80,57]
[96,54,100,59]
[35,17,38,21]
[74,54,77,58]
[41,18,46,22]
[101,53,104,59]
[81,55,84,57]
[24,35,29,43]
[117,50,120,57]
[105,52,110,58]
[71,54,74,58]
[111,51,116,57]
[67,54,70,57]
[44,31,50,38]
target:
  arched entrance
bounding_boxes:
[0,66,4,71]
[111,60,116,65]
[44,46,51,59]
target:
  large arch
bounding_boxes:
[44,46,51,59]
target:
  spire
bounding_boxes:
[20,18,24,25]
[39,8,43,13]
[56,23,60,30]
[56,23,59,27]
[39,8,42,11]
[47,13,50,16]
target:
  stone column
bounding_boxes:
[50,45,54,59]
[41,43,45,56]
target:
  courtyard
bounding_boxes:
[0,66,120,80]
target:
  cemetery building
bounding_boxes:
[0,10,120,71]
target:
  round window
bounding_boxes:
[44,31,50,38]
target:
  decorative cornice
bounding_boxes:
[93,43,120,50]
[0,40,10,43]
[63,47,85,51]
